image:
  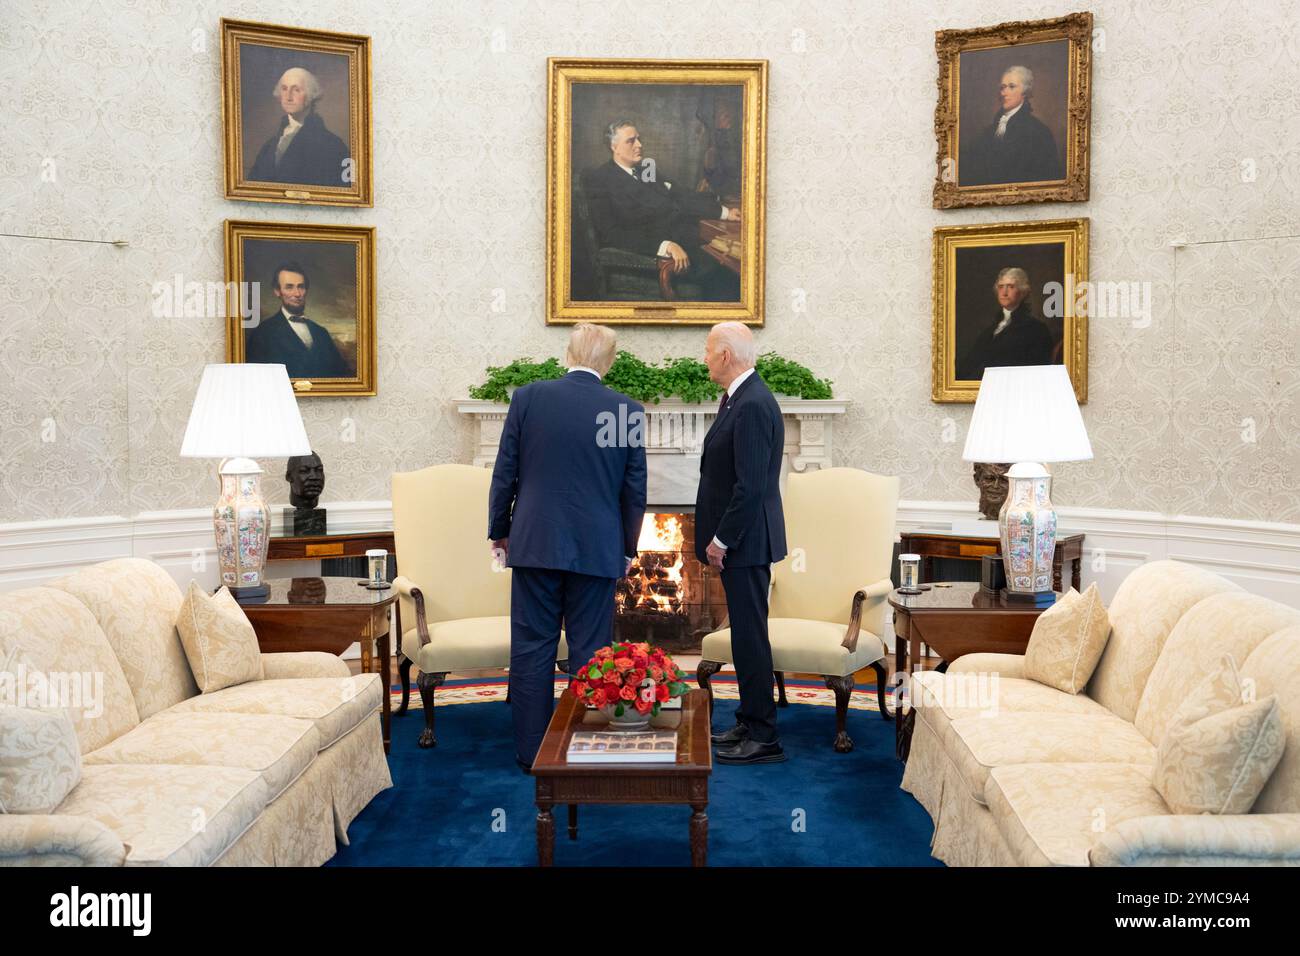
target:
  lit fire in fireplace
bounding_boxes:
[627,514,686,613]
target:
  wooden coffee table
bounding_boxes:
[531,689,712,867]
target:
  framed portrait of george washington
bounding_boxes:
[224,220,376,397]
[932,218,1088,403]
[546,58,768,326]
[933,12,1093,208]
[221,19,373,206]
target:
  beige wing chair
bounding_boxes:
[697,467,900,752]
[391,463,568,748]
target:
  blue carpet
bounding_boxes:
[328,693,942,867]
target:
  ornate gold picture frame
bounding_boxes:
[224,219,377,397]
[932,218,1088,403]
[221,19,373,206]
[933,12,1092,208]
[546,58,768,325]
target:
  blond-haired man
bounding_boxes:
[488,323,647,770]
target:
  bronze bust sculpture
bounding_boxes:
[284,451,327,534]
[973,462,1011,519]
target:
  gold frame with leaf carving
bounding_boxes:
[932,218,1089,403]
[546,58,767,325]
[220,18,373,207]
[933,12,1092,208]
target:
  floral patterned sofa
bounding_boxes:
[901,560,1300,866]
[0,558,392,866]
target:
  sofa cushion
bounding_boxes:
[163,675,382,750]
[703,619,886,676]
[84,712,319,803]
[1241,626,1300,814]
[0,588,140,753]
[985,763,1170,866]
[1135,591,1300,744]
[49,559,197,721]
[55,763,268,866]
[1153,654,1284,815]
[176,583,264,694]
[946,712,1156,806]
[0,705,81,813]
[1024,584,1110,694]
[1087,560,1240,723]
[406,617,569,673]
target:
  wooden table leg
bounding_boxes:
[1073,558,1081,592]
[690,804,708,867]
[567,804,578,841]
[379,609,392,755]
[537,805,555,866]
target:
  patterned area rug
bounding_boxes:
[394,673,895,712]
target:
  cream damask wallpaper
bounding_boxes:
[0,0,1296,525]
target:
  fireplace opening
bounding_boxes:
[614,512,728,654]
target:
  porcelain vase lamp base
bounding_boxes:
[213,456,271,603]
[998,461,1058,606]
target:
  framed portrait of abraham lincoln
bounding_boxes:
[224,219,377,398]
[933,12,1093,208]
[547,58,768,325]
[932,218,1088,404]
[221,19,373,206]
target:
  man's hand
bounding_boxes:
[705,540,726,570]
[662,240,690,274]
[725,207,741,223]
[491,538,508,567]
[624,556,636,577]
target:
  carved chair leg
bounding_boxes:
[774,670,789,707]
[697,660,722,717]
[396,656,413,716]
[824,674,855,753]
[870,660,892,721]
[416,671,447,748]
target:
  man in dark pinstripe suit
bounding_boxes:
[694,322,789,764]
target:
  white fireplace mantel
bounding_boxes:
[456,397,850,507]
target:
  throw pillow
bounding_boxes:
[0,705,82,813]
[175,582,264,693]
[1153,654,1284,814]
[1023,582,1111,694]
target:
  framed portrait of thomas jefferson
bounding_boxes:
[932,218,1088,403]
[547,58,768,325]
[933,12,1092,208]
[225,220,376,397]
[221,19,373,206]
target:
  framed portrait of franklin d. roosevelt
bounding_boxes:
[225,219,376,397]
[221,19,373,206]
[932,218,1088,403]
[933,12,1092,208]
[547,58,768,325]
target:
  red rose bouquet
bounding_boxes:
[569,641,689,720]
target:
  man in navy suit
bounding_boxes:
[695,322,788,764]
[488,323,648,770]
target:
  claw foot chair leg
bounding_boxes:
[417,671,447,748]
[824,674,855,752]
[396,656,413,715]
[870,660,892,721]
[775,670,788,707]
[697,660,722,716]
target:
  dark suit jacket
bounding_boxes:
[962,101,1063,187]
[244,312,351,378]
[694,372,787,568]
[248,111,350,188]
[582,160,724,259]
[957,304,1056,381]
[488,371,648,579]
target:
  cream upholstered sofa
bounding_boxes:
[0,558,391,866]
[901,560,1300,866]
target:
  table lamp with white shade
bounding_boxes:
[961,365,1093,605]
[181,364,312,603]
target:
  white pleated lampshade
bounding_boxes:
[180,364,312,459]
[962,365,1093,464]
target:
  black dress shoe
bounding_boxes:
[516,757,532,775]
[711,724,749,746]
[715,738,787,765]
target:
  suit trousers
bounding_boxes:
[510,566,617,764]
[720,563,777,744]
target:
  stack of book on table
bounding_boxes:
[566,730,678,763]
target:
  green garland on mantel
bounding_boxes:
[468,351,833,404]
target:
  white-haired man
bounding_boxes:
[956,266,1056,380]
[962,64,1062,187]
[248,66,350,187]
[488,323,648,772]
[695,321,788,764]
